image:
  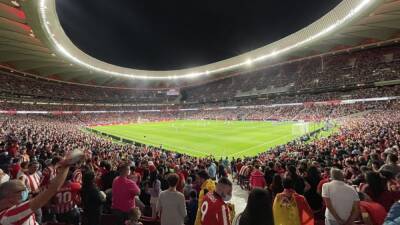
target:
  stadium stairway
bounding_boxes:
[43,208,365,225]
[99,214,160,225]
[43,182,366,225]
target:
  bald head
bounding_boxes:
[0,180,25,200]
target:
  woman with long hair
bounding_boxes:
[148,170,161,219]
[363,172,385,199]
[304,166,323,211]
[273,178,314,225]
[232,188,274,225]
[81,170,106,225]
[270,174,284,198]
[361,171,400,211]
[287,165,306,195]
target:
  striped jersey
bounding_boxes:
[0,201,37,225]
[22,173,41,193]
[40,166,56,187]
[51,181,81,214]
[72,169,82,184]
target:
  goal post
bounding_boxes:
[292,121,310,137]
[137,116,150,123]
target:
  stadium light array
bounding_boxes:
[246,59,253,66]
[11,0,20,7]
[39,0,372,80]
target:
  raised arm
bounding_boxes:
[29,165,69,211]
[30,153,82,211]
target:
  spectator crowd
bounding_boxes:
[0,100,399,225]
[0,45,400,225]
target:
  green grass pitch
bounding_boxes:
[91,120,323,158]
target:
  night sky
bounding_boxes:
[56,0,341,70]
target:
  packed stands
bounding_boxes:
[1,101,400,225]
[1,45,400,107]
[183,45,400,103]
[1,45,400,225]
[0,72,178,104]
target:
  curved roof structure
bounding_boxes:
[1,0,400,88]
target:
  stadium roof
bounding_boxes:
[1,0,400,89]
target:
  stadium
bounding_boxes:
[0,0,400,225]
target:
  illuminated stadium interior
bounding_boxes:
[0,1,400,225]
[55,0,341,70]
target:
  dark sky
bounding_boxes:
[56,0,341,70]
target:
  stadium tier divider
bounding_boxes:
[85,127,144,147]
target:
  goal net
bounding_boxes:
[292,121,310,137]
[137,117,150,123]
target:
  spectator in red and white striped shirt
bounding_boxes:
[50,172,81,225]
[21,162,42,224]
[0,187,36,225]
[0,156,79,225]
[40,156,62,188]
[72,167,83,184]
[22,161,41,195]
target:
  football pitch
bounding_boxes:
[91,120,323,158]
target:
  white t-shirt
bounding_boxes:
[0,174,10,184]
[322,180,359,221]
[157,190,187,225]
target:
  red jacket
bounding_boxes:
[360,201,387,225]
[249,170,266,189]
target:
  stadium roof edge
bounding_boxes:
[34,0,380,79]
[1,0,400,88]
